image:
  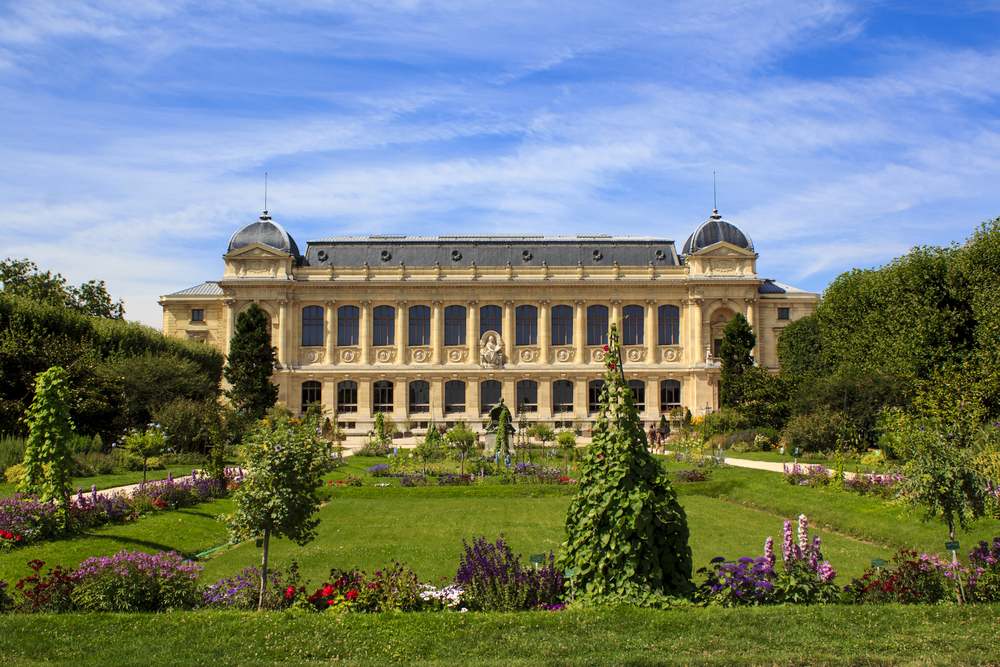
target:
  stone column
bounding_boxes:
[646,377,660,422]
[502,378,516,413]
[574,300,586,364]
[289,299,301,367]
[467,377,481,420]
[746,297,757,362]
[645,299,657,363]
[610,299,621,335]
[324,300,336,365]
[396,300,407,365]
[467,300,479,363]
[538,377,552,420]
[503,300,515,365]
[223,298,237,356]
[691,298,703,365]
[538,300,551,364]
[358,377,372,420]
[431,300,444,365]
[277,299,289,365]
[393,375,407,418]
[323,377,336,413]
[574,377,588,420]
[359,300,372,365]
[430,377,445,420]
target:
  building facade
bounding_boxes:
[160,210,817,431]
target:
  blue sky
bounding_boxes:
[2,0,999,327]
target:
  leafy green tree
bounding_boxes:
[223,304,278,420]
[775,313,825,377]
[445,421,478,475]
[719,313,755,408]
[19,366,75,508]
[374,412,389,444]
[735,366,795,432]
[120,423,167,486]
[556,430,576,476]
[562,324,692,603]
[533,423,555,446]
[414,420,444,475]
[962,217,1000,417]
[1,258,125,318]
[227,413,333,610]
[495,403,513,464]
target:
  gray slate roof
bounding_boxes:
[301,234,680,268]
[169,282,223,296]
[758,280,809,295]
[682,215,754,255]
[228,217,301,257]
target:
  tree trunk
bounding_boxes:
[142,457,148,487]
[258,527,271,611]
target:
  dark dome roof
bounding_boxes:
[227,213,300,257]
[682,211,753,255]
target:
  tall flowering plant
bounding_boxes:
[562,323,692,604]
[454,535,562,611]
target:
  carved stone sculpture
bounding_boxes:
[479,332,505,368]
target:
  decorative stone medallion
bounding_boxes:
[449,349,462,362]
[413,349,427,363]
[592,349,606,362]
[520,349,534,362]
[376,349,391,362]
[341,349,355,362]
[306,350,319,363]
[555,349,570,362]
[627,348,642,362]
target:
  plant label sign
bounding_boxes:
[530,554,545,563]
[870,559,885,568]
[945,541,960,551]
[564,568,576,577]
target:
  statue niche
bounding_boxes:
[479,331,505,369]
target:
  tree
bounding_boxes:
[445,421,478,475]
[1,258,124,318]
[224,304,278,420]
[719,313,755,408]
[227,413,333,610]
[562,324,692,603]
[414,420,444,475]
[120,423,168,486]
[556,430,576,476]
[775,313,825,377]
[533,423,555,446]
[19,366,75,509]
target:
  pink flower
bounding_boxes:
[346,590,358,601]
[603,345,609,351]
[286,586,295,599]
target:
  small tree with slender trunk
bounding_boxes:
[445,421,478,475]
[227,413,333,609]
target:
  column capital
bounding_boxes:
[539,299,550,306]
[574,299,586,305]
[359,299,372,307]
[223,298,237,307]
[503,299,516,306]
[467,299,479,306]
[610,298,622,306]
[396,299,407,307]
[431,299,444,306]
[323,299,336,307]
[645,298,657,305]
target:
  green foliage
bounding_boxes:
[19,366,75,505]
[733,366,795,431]
[963,217,1000,417]
[495,404,513,462]
[562,323,692,604]
[719,313,755,408]
[1,257,125,319]
[374,412,388,444]
[445,422,478,475]
[533,423,555,444]
[224,304,278,421]
[228,413,334,609]
[557,431,576,475]
[782,408,851,453]
[775,313,826,377]
[119,423,168,486]
[700,408,750,439]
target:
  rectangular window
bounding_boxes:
[516,305,537,346]
[337,381,358,413]
[372,305,395,346]
[445,381,466,414]
[301,381,322,411]
[409,305,431,346]
[622,305,644,345]
[302,305,324,346]
[338,306,359,346]
[587,305,608,346]
[777,308,790,320]
[191,309,204,322]
[588,380,604,413]
[552,380,574,414]
[517,381,538,413]
[480,305,502,337]
[444,305,467,346]
[409,381,430,413]
[658,305,679,346]
[551,305,573,346]
[373,381,394,413]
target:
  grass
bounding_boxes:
[1,605,999,666]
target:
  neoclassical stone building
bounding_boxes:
[160,209,817,431]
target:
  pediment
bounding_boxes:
[224,243,291,260]
[690,242,757,258]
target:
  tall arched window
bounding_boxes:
[444,305,467,346]
[409,381,430,413]
[480,305,502,336]
[373,380,394,413]
[480,380,502,414]
[660,380,681,412]
[372,305,395,346]
[338,306,359,346]
[516,305,537,345]
[587,305,608,345]
[445,380,466,414]
[629,380,645,411]
[622,305,644,345]
[337,381,358,413]
[551,305,573,345]
[658,305,680,345]
[517,380,537,413]
[301,380,322,411]
[301,306,324,346]
[553,380,574,414]
[409,305,431,346]
[588,380,604,413]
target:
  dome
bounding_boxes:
[681,210,753,255]
[227,213,300,257]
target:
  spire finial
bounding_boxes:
[711,172,721,219]
[260,173,272,220]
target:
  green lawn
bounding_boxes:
[1,605,998,666]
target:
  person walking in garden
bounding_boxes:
[647,424,656,451]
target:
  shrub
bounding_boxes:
[967,538,1000,602]
[0,494,63,546]
[4,463,25,485]
[203,562,305,610]
[354,438,392,457]
[357,562,424,612]
[68,452,117,477]
[701,408,751,439]
[365,464,392,478]
[454,535,563,612]
[71,550,202,612]
[842,470,905,499]
[305,569,365,611]
[0,578,11,611]
[844,549,950,604]
[13,559,77,613]
[782,408,851,453]
[674,469,713,483]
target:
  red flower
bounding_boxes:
[609,364,615,370]
[286,586,295,599]
[346,590,358,601]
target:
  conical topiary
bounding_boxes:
[562,323,692,603]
